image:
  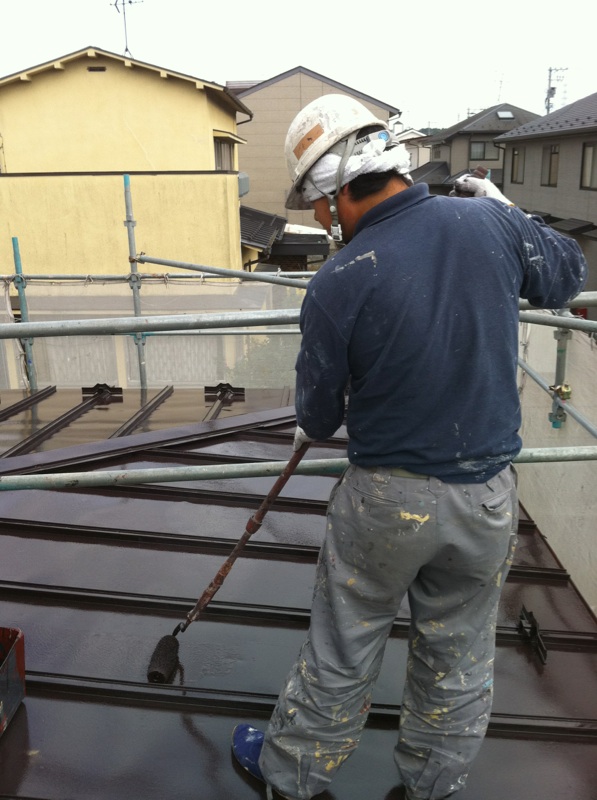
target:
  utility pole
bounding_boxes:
[545,67,568,114]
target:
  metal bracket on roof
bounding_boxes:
[203,383,245,422]
[518,605,548,665]
[82,383,124,404]
[204,383,245,401]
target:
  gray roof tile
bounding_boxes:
[495,92,597,141]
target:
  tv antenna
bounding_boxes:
[112,0,144,57]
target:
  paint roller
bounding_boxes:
[147,442,311,683]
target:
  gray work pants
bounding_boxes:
[259,464,518,800]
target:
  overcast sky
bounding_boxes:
[1,0,595,129]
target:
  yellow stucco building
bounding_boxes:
[0,46,252,276]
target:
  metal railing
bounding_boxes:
[2,173,596,475]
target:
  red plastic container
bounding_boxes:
[0,628,25,737]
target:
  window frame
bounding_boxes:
[511,146,525,184]
[580,142,597,190]
[469,140,500,161]
[214,138,235,171]
[540,144,559,187]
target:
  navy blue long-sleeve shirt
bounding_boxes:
[295,184,587,482]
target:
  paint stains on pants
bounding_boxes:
[259,464,518,800]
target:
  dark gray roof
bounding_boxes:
[424,104,540,144]
[240,206,287,252]
[412,162,504,189]
[230,66,401,116]
[495,92,597,142]
[410,160,451,185]
[270,233,329,258]
[551,218,596,235]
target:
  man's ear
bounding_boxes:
[339,183,351,196]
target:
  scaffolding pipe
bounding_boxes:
[518,311,597,333]
[137,254,310,289]
[550,327,572,426]
[3,276,597,301]
[0,446,595,491]
[0,307,592,342]
[519,292,597,309]
[0,271,316,283]
[11,237,38,393]
[518,357,597,439]
[123,175,148,392]
[145,329,300,336]
[0,309,301,340]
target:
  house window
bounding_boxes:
[432,145,441,160]
[511,146,525,184]
[470,141,500,160]
[541,144,559,186]
[581,143,597,189]
[214,138,234,171]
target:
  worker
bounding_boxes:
[231,94,587,800]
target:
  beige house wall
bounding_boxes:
[237,72,397,227]
[518,321,597,613]
[449,137,470,173]
[501,135,597,320]
[503,135,597,221]
[0,173,242,275]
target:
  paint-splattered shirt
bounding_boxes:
[295,184,587,483]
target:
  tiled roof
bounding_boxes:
[550,218,596,235]
[424,104,541,144]
[240,206,287,252]
[495,92,597,141]
[410,160,451,185]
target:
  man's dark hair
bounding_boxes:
[347,170,399,201]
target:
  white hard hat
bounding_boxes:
[285,94,389,210]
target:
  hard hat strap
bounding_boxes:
[328,131,358,242]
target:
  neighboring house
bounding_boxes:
[411,103,540,194]
[227,66,401,226]
[389,127,431,171]
[240,206,328,272]
[0,46,252,276]
[495,91,597,311]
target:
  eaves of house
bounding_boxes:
[495,92,597,142]
[424,103,541,145]
[229,65,401,117]
[240,206,287,253]
[0,46,253,121]
[0,386,595,799]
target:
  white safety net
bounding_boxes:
[2,277,303,390]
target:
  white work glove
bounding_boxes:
[293,426,314,451]
[450,175,514,206]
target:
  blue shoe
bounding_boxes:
[231,723,266,783]
[231,725,296,799]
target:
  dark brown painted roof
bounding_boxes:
[496,92,597,142]
[424,104,541,144]
[0,387,595,799]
